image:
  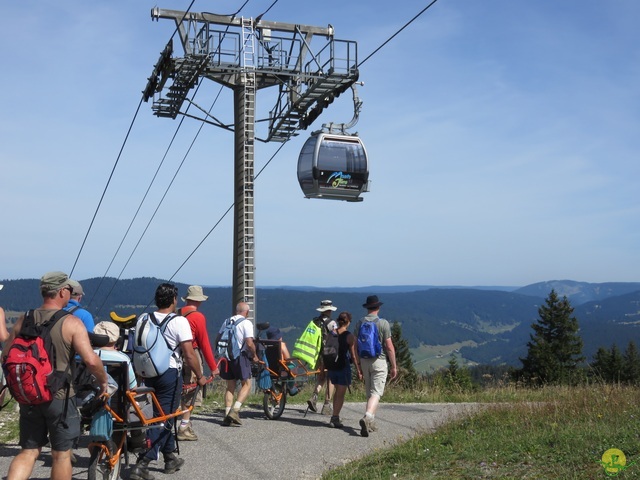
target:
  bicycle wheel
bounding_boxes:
[88,436,122,480]
[263,383,286,420]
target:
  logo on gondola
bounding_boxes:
[327,171,351,188]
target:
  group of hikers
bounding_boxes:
[0,272,398,480]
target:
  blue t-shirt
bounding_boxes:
[65,299,95,332]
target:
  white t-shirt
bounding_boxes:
[152,312,193,369]
[219,315,255,353]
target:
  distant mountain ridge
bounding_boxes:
[258,285,519,293]
[514,280,640,305]
[1,278,639,370]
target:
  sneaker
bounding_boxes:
[329,415,343,428]
[307,393,318,413]
[227,408,242,425]
[163,454,184,474]
[359,416,371,437]
[177,424,198,441]
[130,463,155,480]
[321,402,333,416]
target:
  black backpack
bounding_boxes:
[322,331,343,370]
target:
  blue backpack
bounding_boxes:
[216,316,247,360]
[357,319,382,359]
[132,313,176,378]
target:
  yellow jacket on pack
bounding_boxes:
[292,320,322,368]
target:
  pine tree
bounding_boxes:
[609,344,624,383]
[591,346,612,381]
[623,341,640,385]
[443,355,473,392]
[390,321,418,387]
[519,289,584,385]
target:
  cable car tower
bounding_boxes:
[143,8,361,321]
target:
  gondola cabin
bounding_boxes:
[297,132,369,202]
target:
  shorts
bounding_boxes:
[182,349,204,406]
[19,396,80,451]
[361,356,388,399]
[327,363,352,386]
[219,353,252,381]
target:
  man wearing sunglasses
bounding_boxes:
[3,271,108,480]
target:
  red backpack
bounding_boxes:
[2,309,70,405]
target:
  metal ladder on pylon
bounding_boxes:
[234,18,257,321]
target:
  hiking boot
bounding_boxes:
[222,414,232,426]
[177,424,198,441]
[321,402,333,416]
[227,408,242,425]
[329,415,343,428]
[307,393,318,413]
[130,459,155,480]
[369,419,378,432]
[359,416,372,437]
[163,453,184,474]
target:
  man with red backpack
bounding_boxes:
[2,271,108,480]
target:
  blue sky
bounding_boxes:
[1,0,639,288]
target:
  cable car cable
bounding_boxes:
[86,4,250,308]
[68,98,144,278]
[85,85,202,310]
[93,94,219,316]
[359,0,441,67]
[69,0,198,278]
[161,141,289,286]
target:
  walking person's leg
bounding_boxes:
[361,357,387,435]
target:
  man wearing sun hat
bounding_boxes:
[4,271,108,480]
[176,285,218,441]
[355,295,397,437]
[293,300,338,414]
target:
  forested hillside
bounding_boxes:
[1,277,639,369]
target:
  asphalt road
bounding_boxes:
[0,402,479,480]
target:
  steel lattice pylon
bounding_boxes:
[144,8,360,322]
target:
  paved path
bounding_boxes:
[0,402,480,480]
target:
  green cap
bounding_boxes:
[40,271,72,293]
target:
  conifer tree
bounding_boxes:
[443,355,473,391]
[609,343,624,383]
[591,346,612,381]
[391,321,418,387]
[519,289,584,385]
[623,341,640,385]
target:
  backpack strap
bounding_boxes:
[177,308,196,318]
[21,309,74,426]
[150,312,180,359]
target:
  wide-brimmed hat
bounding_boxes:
[362,295,383,309]
[316,299,337,312]
[93,321,120,344]
[68,279,84,296]
[181,285,208,302]
[40,271,72,293]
